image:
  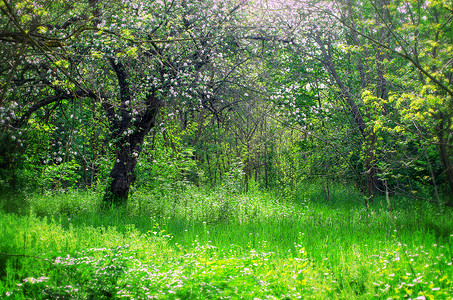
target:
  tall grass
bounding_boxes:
[0,182,452,298]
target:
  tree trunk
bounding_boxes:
[365,132,379,197]
[438,120,453,202]
[439,146,453,202]
[100,56,163,205]
[103,92,161,205]
[314,34,378,198]
[104,143,139,204]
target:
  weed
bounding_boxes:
[1,183,452,298]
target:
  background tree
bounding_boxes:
[327,0,453,201]
[1,0,451,207]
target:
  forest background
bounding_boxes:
[1,0,453,205]
[0,0,452,298]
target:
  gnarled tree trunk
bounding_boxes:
[103,95,161,205]
[102,58,162,205]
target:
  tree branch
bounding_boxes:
[316,4,453,99]
[12,90,94,128]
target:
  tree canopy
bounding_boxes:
[1,0,452,206]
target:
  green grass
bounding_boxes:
[0,183,452,299]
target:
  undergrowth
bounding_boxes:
[0,182,452,299]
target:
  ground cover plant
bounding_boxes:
[0,183,452,299]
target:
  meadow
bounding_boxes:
[0,182,452,299]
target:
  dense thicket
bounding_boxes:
[1,0,452,206]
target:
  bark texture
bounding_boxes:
[102,58,162,205]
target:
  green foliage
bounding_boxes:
[0,120,52,192]
[0,3,452,297]
[26,189,101,218]
[2,0,451,203]
[41,160,82,193]
[1,184,452,298]
[221,160,246,193]
[135,121,199,193]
